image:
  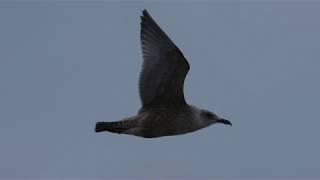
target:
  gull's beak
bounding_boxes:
[217,118,232,126]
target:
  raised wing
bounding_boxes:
[139,9,190,109]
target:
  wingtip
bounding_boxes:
[140,9,151,25]
[142,9,150,17]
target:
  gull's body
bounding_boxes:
[95,10,231,138]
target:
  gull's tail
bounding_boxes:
[95,117,138,134]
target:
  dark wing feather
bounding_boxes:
[139,9,190,109]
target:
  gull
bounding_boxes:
[95,9,231,138]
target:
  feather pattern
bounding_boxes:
[139,9,190,109]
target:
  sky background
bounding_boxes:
[0,1,320,179]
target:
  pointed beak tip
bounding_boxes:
[219,118,232,126]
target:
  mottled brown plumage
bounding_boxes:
[95,9,231,138]
[139,10,189,108]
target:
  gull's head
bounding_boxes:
[200,109,232,126]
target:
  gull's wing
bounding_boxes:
[139,9,190,109]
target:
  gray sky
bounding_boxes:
[1,2,320,179]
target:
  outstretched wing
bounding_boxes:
[139,9,190,109]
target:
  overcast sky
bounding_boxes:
[1,2,320,179]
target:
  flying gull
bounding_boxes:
[95,9,232,138]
